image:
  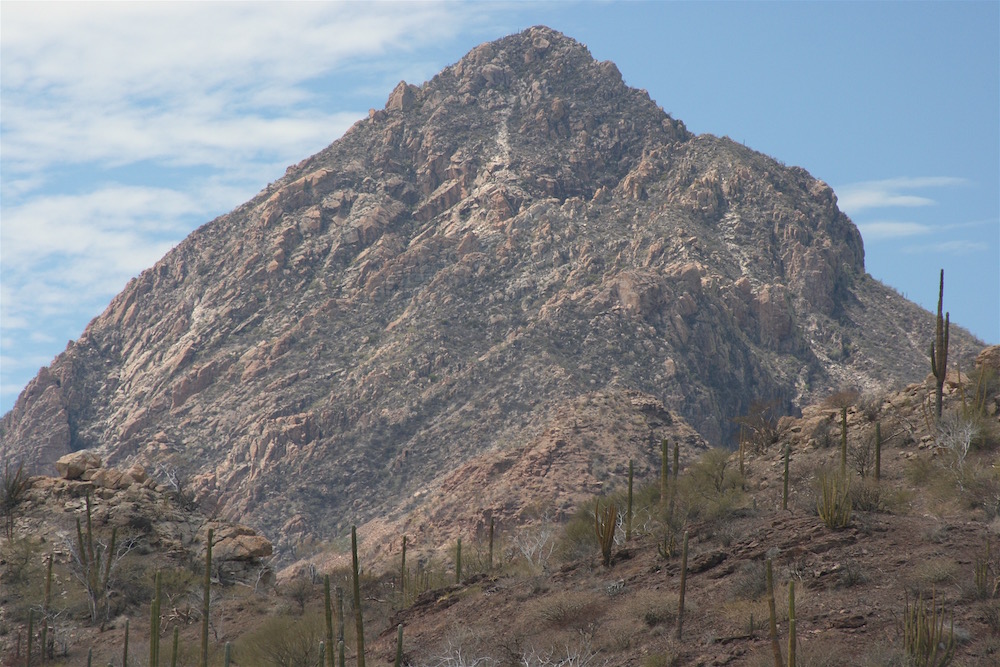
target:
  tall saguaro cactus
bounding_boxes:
[200,528,213,667]
[766,559,783,667]
[930,269,950,422]
[324,575,336,667]
[150,570,162,667]
[626,459,634,541]
[351,526,366,667]
[41,553,52,663]
[660,439,669,506]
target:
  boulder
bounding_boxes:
[55,450,102,480]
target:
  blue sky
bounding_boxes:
[2,1,998,413]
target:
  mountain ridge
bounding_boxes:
[0,26,982,555]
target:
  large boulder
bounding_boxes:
[55,450,101,480]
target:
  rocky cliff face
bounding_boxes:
[0,27,980,554]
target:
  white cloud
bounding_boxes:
[835,176,967,215]
[901,240,990,255]
[1,2,483,179]
[856,221,932,241]
[0,2,519,411]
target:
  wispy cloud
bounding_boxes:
[1,3,481,180]
[835,176,967,215]
[0,2,515,410]
[855,221,932,240]
[901,240,991,255]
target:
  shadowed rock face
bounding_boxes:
[0,26,980,552]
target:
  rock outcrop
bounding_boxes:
[0,27,981,554]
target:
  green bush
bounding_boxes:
[674,448,748,526]
[234,611,327,667]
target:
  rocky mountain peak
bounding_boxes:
[0,27,981,555]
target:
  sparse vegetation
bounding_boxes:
[1,334,997,666]
[1,459,30,540]
[904,591,955,667]
[816,470,852,529]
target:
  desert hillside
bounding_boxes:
[3,347,998,665]
[0,27,981,555]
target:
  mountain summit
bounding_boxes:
[0,27,979,552]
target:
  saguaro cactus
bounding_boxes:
[325,575,335,667]
[399,536,407,606]
[122,618,129,667]
[930,269,950,422]
[660,439,669,506]
[874,421,882,482]
[351,526,366,667]
[782,445,790,511]
[488,518,495,570]
[766,559,783,667]
[26,608,34,667]
[594,500,616,567]
[150,570,162,667]
[788,580,797,667]
[201,528,213,667]
[626,459,634,541]
[394,624,404,667]
[41,553,53,663]
[840,407,848,477]
[676,531,689,640]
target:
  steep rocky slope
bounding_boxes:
[5,349,998,666]
[0,27,980,553]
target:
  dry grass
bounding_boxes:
[522,589,606,631]
[624,588,678,628]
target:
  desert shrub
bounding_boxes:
[555,506,597,563]
[0,537,42,622]
[157,565,199,608]
[1,459,30,539]
[907,558,959,597]
[642,651,681,667]
[836,559,869,588]
[954,460,1000,518]
[729,560,767,600]
[812,416,837,450]
[849,429,880,478]
[524,590,606,631]
[519,639,605,667]
[511,513,560,571]
[234,611,326,667]
[857,390,885,422]
[733,400,785,454]
[936,411,979,471]
[721,597,788,639]
[594,615,639,652]
[983,601,1000,635]
[282,575,314,613]
[850,477,887,513]
[824,389,860,411]
[112,554,153,612]
[423,646,499,667]
[0,535,40,588]
[626,588,678,628]
[675,448,748,525]
[906,456,940,487]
